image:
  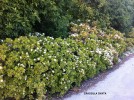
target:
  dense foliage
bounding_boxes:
[0,0,94,39]
[126,28,134,49]
[0,23,126,99]
[105,0,134,33]
[0,0,39,38]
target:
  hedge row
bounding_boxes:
[0,25,126,99]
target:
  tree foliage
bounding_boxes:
[106,0,134,33]
[0,0,93,39]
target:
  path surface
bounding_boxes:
[64,55,134,100]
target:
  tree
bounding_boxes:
[106,0,134,33]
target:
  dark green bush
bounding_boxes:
[105,0,134,33]
[0,0,40,39]
[0,0,94,39]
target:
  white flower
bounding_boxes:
[37,58,40,61]
[48,56,51,58]
[26,52,28,55]
[20,64,25,67]
[31,66,33,68]
[1,40,3,42]
[25,76,27,80]
[63,69,66,72]
[67,50,70,53]
[96,48,102,55]
[37,47,39,50]
[87,19,90,22]
[60,81,62,84]
[17,63,20,66]
[0,79,3,82]
[70,33,79,37]
[34,49,37,52]
[20,56,22,59]
[62,78,64,81]
[77,19,80,22]
[52,70,54,73]
[54,59,57,62]
[0,66,3,70]
[43,74,45,76]
[79,23,83,26]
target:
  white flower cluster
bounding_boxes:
[79,23,90,31]
[18,63,26,68]
[80,68,85,75]
[95,47,118,67]
[103,50,114,66]
[114,34,121,39]
[96,48,103,55]
[29,32,45,37]
[70,33,79,37]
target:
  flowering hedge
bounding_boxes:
[0,23,126,99]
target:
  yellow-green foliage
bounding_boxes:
[0,23,126,100]
[126,38,134,48]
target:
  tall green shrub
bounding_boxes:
[0,0,94,39]
[0,0,40,39]
[106,0,134,33]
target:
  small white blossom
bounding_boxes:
[20,64,25,67]
[63,69,66,72]
[0,66,3,70]
[70,33,79,37]
[25,76,27,80]
[26,52,28,55]
[48,56,51,58]
[54,59,57,62]
[52,70,54,73]
[43,74,45,76]
[37,58,40,61]
[0,79,3,82]
[62,78,64,81]
[60,81,62,84]
[20,56,22,59]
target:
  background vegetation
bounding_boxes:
[1,0,134,39]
